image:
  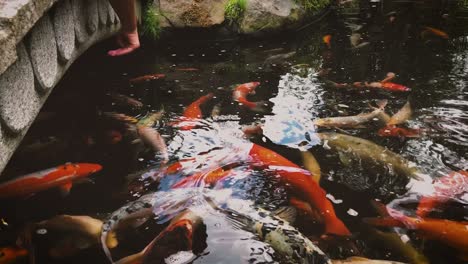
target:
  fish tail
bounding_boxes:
[376,99,388,109]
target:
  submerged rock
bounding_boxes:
[239,0,305,34]
[158,0,229,28]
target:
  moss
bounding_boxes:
[225,0,247,24]
[294,0,330,12]
[141,4,161,40]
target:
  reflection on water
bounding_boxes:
[1,1,468,263]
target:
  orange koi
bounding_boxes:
[323,35,332,49]
[364,211,468,259]
[0,246,28,264]
[422,26,449,39]
[417,170,468,217]
[378,125,421,138]
[233,82,265,112]
[0,163,102,199]
[129,73,166,84]
[248,144,350,236]
[176,93,214,130]
[171,166,233,188]
[380,82,411,92]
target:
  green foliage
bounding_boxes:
[225,0,247,24]
[294,0,330,11]
[141,5,161,40]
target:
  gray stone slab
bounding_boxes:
[108,1,117,24]
[0,43,40,134]
[72,0,88,44]
[98,0,108,25]
[87,0,99,34]
[0,0,59,75]
[29,14,58,91]
[53,0,75,62]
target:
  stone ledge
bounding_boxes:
[0,0,59,75]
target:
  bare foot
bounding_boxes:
[108,31,140,57]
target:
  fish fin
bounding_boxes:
[376,99,388,109]
[106,230,119,249]
[223,209,253,231]
[273,206,297,224]
[362,217,405,228]
[58,182,73,196]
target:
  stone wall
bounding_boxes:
[0,0,125,175]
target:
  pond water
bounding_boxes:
[1,1,467,264]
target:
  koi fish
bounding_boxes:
[378,126,421,138]
[0,163,102,199]
[129,73,165,84]
[137,109,165,127]
[109,93,144,109]
[233,82,265,112]
[248,144,351,236]
[416,170,468,217]
[300,151,321,182]
[352,81,410,92]
[323,35,332,48]
[137,126,169,163]
[421,26,449,39]
[221,198,331,263]
[317,133,422,180]
[0,247,27,264]
[140,210,204,264]
[314,100,387,128]
[366,201,429,264]
[364,210,468,259]
[387,101,412,126]
[175,93,214,130]
[380,82,411,92]
[171,166,234,189]
[183,93,214,119]
[365,228,429,264]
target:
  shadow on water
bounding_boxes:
[1,1,468,263]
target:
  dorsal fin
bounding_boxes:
[273,206,297,224]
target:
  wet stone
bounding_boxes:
[72,0,88,44]
[108,1,117,24]
[87,0,99,34]
[97,0,110,25]
[0,43,40,134]
[29,14,58,91]
[53,0,75,62]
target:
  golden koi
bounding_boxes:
[314,100,387,128]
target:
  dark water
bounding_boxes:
[1,1,468,263]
